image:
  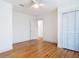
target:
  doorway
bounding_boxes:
[37,20,44,39]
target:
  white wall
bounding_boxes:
[13,11,31,43]
[58,0,79,10]
[0,1,13,53]
[43,10,58,43]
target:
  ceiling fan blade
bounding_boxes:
[32,0,38,4]
[19,0,33,8]
[18,0,42,8]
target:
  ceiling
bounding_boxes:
[3,0,58,15]
[3,0,79,15]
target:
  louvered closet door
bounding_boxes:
[67,12,75,50]
[76,11,79,51]
[62,13,69,48]
[62,12,75,50]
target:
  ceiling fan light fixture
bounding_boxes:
[32,4,39,8]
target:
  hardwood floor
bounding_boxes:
[0,40,79,58]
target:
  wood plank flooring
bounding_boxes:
[0,40,79,58]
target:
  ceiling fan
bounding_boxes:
[19,0,45,8]
[31,0,44,8]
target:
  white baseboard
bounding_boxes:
[0,46,13,53]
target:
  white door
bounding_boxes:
[67,12,75,50]
[30,18,38,40]
[62,13,69,48]
[62,12,75,50]
[75,11,79,51]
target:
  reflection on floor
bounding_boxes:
[0,40,79,58]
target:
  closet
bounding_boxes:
[30,17,38,40]
[61,10,79,51]
[75,11,79,51]
[13,13,38,43]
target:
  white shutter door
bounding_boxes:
[67,12,75,50]
[62,13,68,48]
[75,11,79,51]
